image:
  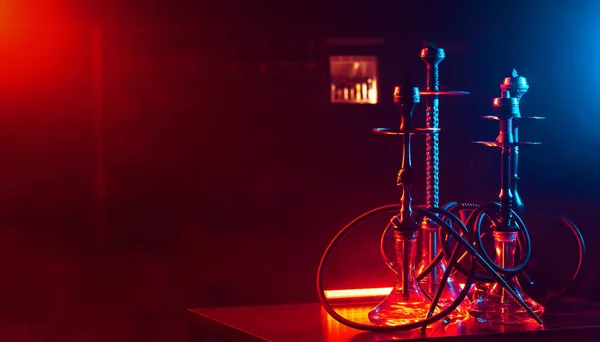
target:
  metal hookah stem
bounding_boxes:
[500,141,514,228]
[425,228,436,289]
[512,122,524,214]
[394,83,420,298]
[400,133,414,299]
[501,70,528,215]
[399,133,413,224]
[425,65,440,210]
[423,51,441,289]
[402,240,410,299]
[497,104,515,231]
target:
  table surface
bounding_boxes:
[188,298,600,342]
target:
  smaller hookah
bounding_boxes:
[416,41,469,321]
[448,70,585,313]
[502,71,585,303]
[468,80,545,324]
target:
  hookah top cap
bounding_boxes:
[500,68,529,100]
[378,76,439,135]
[393,76,420,104]
[420,40,445,65]
[492,96,520,119]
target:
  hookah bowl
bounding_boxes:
[500,68,530,102]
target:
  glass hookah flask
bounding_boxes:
[369,229,433,325]
[416,225,469,322]
[468,231,544,324]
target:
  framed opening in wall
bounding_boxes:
[329,55,378,104]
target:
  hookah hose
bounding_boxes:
[315,205,545,331]
[380,202,459,277]
[527,206,586,303]
[381,203,531,281]
[317,206,475,332]
[445,202,586,304]
[440,203,532,281]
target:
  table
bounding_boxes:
[188,298,600,341]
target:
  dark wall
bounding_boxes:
[97,0,600,307]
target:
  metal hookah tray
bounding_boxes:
[373,128,440,135]
[472,141,542,147]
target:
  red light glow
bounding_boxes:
[0,0,86,96]
[325,287,392,299]
[325,284,467,300]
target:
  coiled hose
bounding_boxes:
[316,205,542,332]
[380,202,531,281]
[444,202,585,304]
[379,201,585,304]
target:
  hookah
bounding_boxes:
[316,76,543,331]
[446,70,586,306]
[378,41,471,318]
[464,82,545,323]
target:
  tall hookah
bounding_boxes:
[379,41,470,318]
[418,41,442,292]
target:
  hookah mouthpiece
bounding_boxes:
[500,68,529,101]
